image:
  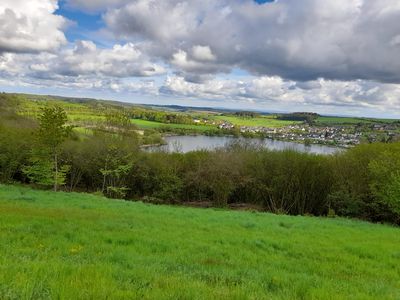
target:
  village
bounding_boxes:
[217,122,400,147]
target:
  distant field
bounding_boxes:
[131,119,215,132]
[1,185,399,299]
[212,115,301,128]
[17,98,106,123]
[12,94,400,130]
[72,127,94,136]
[316,116,399,125]
[16,97,217,133]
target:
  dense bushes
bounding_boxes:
[1,102,399,224]
[0,96,36,183]
[328,143,400,224]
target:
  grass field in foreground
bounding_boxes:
[0,185,399,299]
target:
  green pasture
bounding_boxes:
[0,185,399,299]
[16,98,106,123]
[131,119,215,132]
[316,116,398,125]
[212,115,301,128]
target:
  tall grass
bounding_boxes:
[1,185,399,299]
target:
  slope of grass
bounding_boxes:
[17,98,99,118]
[212,115,301,128]
[1,185,399,299]
[316,116,398,125]
[131,119,215,132]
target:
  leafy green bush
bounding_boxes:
[369,145,400,223]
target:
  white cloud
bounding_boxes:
[104,0,400,83]
[192,46,216,62]
[170,49,223,75]
[29,41,166,78]
[65,0,129,12]
[160,76,400,113]
[0,40,165,93]
[1,0,400,117]
[61,41,165,77]
[0,0,67,53]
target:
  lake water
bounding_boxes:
[148,135,342,155]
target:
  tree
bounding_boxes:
[369,147,400,224]
[24,106,72,191]
[98,132,140,199]
[100,144,132,199]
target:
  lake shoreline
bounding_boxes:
[146,135,344,155]
[161,131,349,149]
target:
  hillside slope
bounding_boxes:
[0,185,399,299]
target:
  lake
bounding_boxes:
[148,135,342,155]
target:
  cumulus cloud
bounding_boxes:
[26,40,166,78]
[192,46,216,62]
[0,40,165,93]
[294,81,322,90]
[0,51,159,95]
[1,0,400,116]
[160,76,400,112]
[104,0,400,83]
[65,0,130,13]
[57,41,165,77]
[170,49,224,75]
[0,0,67,53]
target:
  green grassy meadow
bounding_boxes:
[131,119,215,132]
[16,98,102,121]
[1,185,399,299]
[316,116,398,125]
[212,115,301,128]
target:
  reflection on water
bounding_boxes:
[148,135,342,155]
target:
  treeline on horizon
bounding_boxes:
[1,94,399,225]
[277,112,319,124]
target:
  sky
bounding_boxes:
[1,0,400,117]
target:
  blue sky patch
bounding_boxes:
[254,0,275,4]
[56,2,104,42]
